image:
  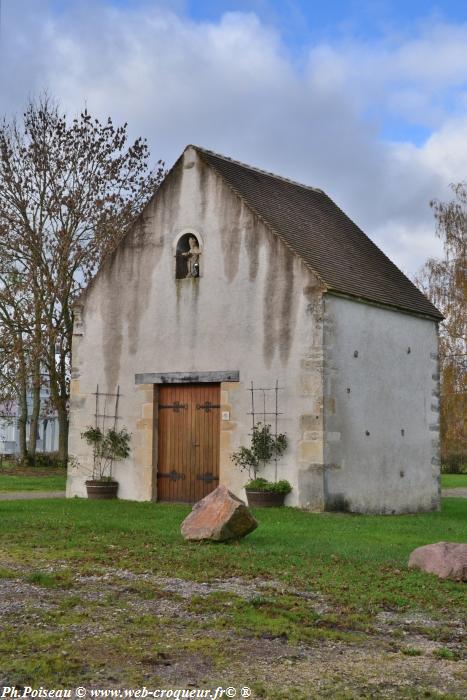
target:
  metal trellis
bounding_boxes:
[247,380,283,481]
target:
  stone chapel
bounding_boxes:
[67,145,442,513]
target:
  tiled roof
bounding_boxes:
[195,147,442,320]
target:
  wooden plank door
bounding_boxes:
[157,384,220,502]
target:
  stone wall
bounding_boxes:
[323,294,440,514]
[67,147,326,505]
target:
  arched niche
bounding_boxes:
[173,231,203,279]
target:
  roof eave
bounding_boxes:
[325,289,444,322]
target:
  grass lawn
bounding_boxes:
[0,462,66,491]
[441,473,467,489]
[0,497,465,697]
[0,473,66,491]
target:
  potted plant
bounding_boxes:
[81,425,131,499]
[242,477,292,507]
[231,423,291,507]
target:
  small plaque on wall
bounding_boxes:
[222,411,230,421]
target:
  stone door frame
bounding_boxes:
[134,371,239,501]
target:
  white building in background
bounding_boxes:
[0,391,59,455]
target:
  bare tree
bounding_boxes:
[416,183,466,469]
[0,268,33,460]
[0,95,165,462]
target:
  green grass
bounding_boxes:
[0,498,465,692]
[441,473,467,489]
[0,473,66,491]
[0,458,14,469]
[401,647,423,656]
[0,497,465,613]
[433,647,460,661]
[26,570,74,588]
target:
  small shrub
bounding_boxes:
[25,452,66,469]
[245,477,292,494]
[81,425,131,480]
[440,453,466,474]
[231,422,288,485]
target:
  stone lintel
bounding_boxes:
[135,371,240,385]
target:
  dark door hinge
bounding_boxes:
[158,470,186,481]
[196,401,221,413]
[197,472,219,483]
[159,402,188,412]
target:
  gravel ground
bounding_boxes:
[0,566,465,698]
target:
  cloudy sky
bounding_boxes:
[1,0,467,275]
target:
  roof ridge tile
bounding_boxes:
[191,145,325,195]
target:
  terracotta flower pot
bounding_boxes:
[85,480,119,500]
[245,489,286,507]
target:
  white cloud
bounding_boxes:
[1,2,466,274]
[418,116,467,182]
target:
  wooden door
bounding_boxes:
[157,384,220,502]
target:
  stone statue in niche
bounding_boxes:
[176,234,201,278]
[183,236,200,277]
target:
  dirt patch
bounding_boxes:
[76,568,328,601]
[442,488,467,498]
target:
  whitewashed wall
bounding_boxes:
[67,147,326,507]
[323,295,440,513]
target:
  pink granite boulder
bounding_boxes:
[181,485,258,542]
[408,542,467,581]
